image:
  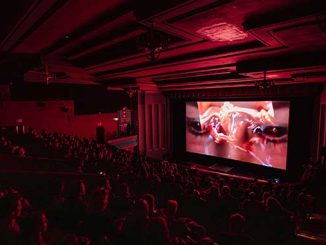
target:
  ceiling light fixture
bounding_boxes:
[43,62,55,85]
[39,57,55,85]
[137,23,170,62]
[124,87,138,98]
[254,69,274,90]
[197,22,248,42]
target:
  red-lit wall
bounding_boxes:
[0,100,117,139]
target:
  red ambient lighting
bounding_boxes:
[197,22,248,42]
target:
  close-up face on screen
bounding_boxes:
[186,101,290,170]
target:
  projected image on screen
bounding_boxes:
[186,101,290,170]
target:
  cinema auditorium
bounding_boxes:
[0,0,325,244]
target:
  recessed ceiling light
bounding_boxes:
[197,22,248,42]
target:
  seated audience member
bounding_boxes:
[263,197,295,244]
[24,211,57,245]
[120,198,150,244]
[199,236,219,245]
[218,213,257,245]
[143,193,159,217]
[60,180,89,232]
[111,182,133,218]
[242,191,265,235]
[186,220,208,242]
[145,217,171,245]
[214,185,238,232]
[0,192,23,244]
[86,188,114,243]
[164,199,179,220]
[60,233,90,245]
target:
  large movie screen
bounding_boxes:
[186,101,290,170]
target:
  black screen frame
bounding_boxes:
[169,85,319,181]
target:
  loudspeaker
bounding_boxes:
[96,126,105,144]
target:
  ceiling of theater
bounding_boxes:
[0,0,326,91]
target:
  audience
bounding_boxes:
[0,129,321,244]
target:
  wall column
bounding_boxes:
[142,91,167,158]
[145,104,152,152]
[158,103,165,149]
[137,91,145,152]
[152,104,159,150]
